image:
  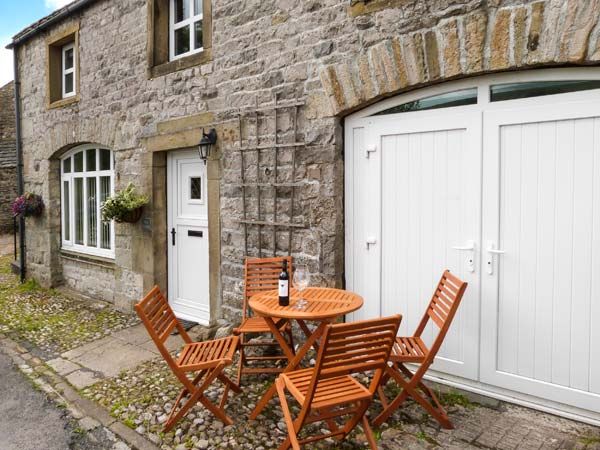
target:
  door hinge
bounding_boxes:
[171,228,176,246]
[365,145,377,159]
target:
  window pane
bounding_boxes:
[74,151,83,172]
[74,178,84,245]
[87,178,97,247]
[371,88,478,116]
[174,0,189,22]
[63,181,70,241]
[194,20,203,50]
[63,158,71,174]
[64,73,74,94]
[190,177,201,199]
[86,149,96,172]
[194,0,202,15]
[174,25,191,56]
[99,149,111,170]
[64,48,74,70]
[100,176,111,250]
[490,80,600,102]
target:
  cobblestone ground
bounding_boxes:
[83,356,600,450]
[0,256,139,358]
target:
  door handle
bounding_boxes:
[171,228,176,246]
[452,240,475,272]
[452,240,475,251]
[486,241,505,275]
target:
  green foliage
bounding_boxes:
[101,183,149,222]
[579,435,600,445]
[441,389,474,409]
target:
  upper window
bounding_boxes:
[61,146,114,258]
[148,0,212,77]
[371,88,478,116]
[170,0,203,60]
[490,80,600,102]
[46,25,79,108]
[61,43,76,98]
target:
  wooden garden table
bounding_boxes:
[248,287,363,419]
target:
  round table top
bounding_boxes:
[249,287,363,320]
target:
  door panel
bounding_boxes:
[351,111,482,380]
[481,102,600,412]
[168,150,210,325]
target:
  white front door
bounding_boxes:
[167,150,210,325]
[481,99,600,413]
[350,109,482,380]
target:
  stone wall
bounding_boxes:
[14,0,600,319]
[0,82,17,234]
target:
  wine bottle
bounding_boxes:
[278,260,290,306]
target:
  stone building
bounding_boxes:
[8,0,600,424]
[0,81,17,234]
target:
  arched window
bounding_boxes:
[61,145,114,258]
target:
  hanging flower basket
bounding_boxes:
[101,183,149,224]
[12,193,45,218]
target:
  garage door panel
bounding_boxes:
[591,119,600,396]
[379,121,480,378]
[483,105,600,414]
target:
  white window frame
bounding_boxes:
[61,144,115,259]
[169,0,203,61]
[61,42,76,98]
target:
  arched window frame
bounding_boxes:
[60,144,115,258]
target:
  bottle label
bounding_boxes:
[279,280,289,297]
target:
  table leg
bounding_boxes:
[297,320,320,353]
[264,317,295,361]
[249,321,328,420]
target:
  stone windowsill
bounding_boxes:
[60,249,115,269]
[149,49,212,79]
[48,95,80,110]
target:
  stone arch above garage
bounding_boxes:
[319,0,600,116]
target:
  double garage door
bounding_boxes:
[345,70,600,422]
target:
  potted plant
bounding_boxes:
[101,183,149,224]
[12,192,45,218]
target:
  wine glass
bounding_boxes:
[293,265,310,310]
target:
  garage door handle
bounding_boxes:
[452,240,475,251]
[486,241,505,275]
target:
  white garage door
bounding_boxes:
[345,69,600,423]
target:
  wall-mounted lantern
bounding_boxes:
[198,128,217,164]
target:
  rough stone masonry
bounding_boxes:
[0,82,17,235]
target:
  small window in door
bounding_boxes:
[371,88,477,116]
[190,176,202,200]
[490,80,600,102]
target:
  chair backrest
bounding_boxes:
[135,286,192,358]
[310,315,402,398]
[415,270,468,356]
[243,256,293,319]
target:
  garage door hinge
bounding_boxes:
[365,145,377,158]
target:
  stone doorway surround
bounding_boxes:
[319,0,600,117]
[143,111,222,325]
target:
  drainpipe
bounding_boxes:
[13,46,26,283]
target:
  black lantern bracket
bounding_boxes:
[198,128,217,164]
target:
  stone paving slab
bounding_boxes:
[66,369,103,390]
[46,357,81,376]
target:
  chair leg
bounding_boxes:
[236,335,246,386]
[362,415,378,450]
[276,378,301,450]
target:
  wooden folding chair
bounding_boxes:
[275,315,402,450]
[135,286,240,431]
[373,270,468,429]
[233,256,295,384]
